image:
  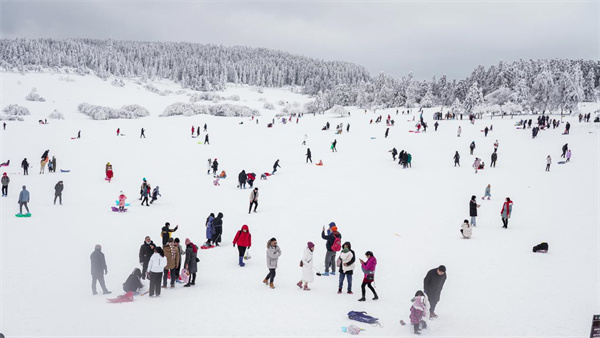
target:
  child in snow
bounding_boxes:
[207,159,212,175]
[213,177,220,186]
[297,242,314,291]
[473,158,481,173]
[118,191,127,212]
[566,149,572,163]
[150,186,161,204]
[410,291,429,335]
[460,220,472,239]
[482,184,491,200]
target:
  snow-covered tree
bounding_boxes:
[420,88,435,108]
[450,98,463,114]
[463,82,484,113]
[25,88,46,102]
[2,104,30,116]
[583,69,596,102]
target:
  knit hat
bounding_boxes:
[185,238,191,245]
[2,172,6,176]
[95,244,102,250]
[331,226,338,232]
[307,242,315,249]
[329,222,336,227]
[438,265,446,273]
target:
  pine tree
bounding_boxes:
[463,82,484,113]
[584,69,596,102]
[450,98,463,114]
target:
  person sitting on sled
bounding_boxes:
[123,268,144,293]
[118,191,127,212]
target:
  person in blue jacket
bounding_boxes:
[321,225,342,276]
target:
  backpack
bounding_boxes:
[331,235,341,252]
[347,311,379,325]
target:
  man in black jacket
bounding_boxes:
[91,244,111,295]
[161,223,178,246]
[54,181,63,205]
[491,151,498,167]
[238,170,247,189]
[21,158,29,175]
[469,195,480,227]
[139,236,155,279]
[424,265,447,318]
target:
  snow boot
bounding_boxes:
[303,285,310,291]
[263,278,269,285]
[269,282,275,289]
[430,311,438,319]
[347,290,353,294]
[420,320,427,329]
[330,271,335,276]
[358,297,366,302]
[238,256,245,267]
[184,283,191,287]
[338,288,342,294]
[297,281,303,289]
[413,324,421,335]
[373,293,379,300]
[322,272,329,276]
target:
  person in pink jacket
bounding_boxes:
[118,191,127,212]
[358,251,378,302]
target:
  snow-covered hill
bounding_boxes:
[0,72,599,337]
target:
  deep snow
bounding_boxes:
[0,72,599,337]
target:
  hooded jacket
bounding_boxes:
[238,170,247,184]
[18,186,29,203]
[469,199,478,216]
[1,174,9,186]
[54,182,64,196]
[233,225,251,247]
[321,230,341,251]
[461,222,472,238]
[266,243,282,269]
[184,243,198,273]
[123,269,143,292]
[90,248,107,275]
[338,242,356,274]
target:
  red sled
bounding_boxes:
[107,291,134,303]
[200,245,215,250]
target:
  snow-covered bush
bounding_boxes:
[25,88,46,102]
[58,76,75,82]
[473,104,501,115]
[0,115,24,121]
[257,86,264,94]
[144,84,169,96]
[190,92,223,102]
[258,97,266,102]
[500,102,522,115]
[263,102,275,110]
[48,109,65,120]
[111,79,125,87]
[278,100,286,106]
[485,87,513,105]
[78,103,150,120]
[3,104,30,116]
[175,90,186,95]
[326,105,348,117]
[227,94,240,101]
[161,103,259,117]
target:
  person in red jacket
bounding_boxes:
[233,225,252,267]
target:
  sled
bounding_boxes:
[107,292,134,303]
[200,245,215,250]
[409,130,420,133]
[111,206,127,212]
[197,142,203,144]
[370,137,376,139]
[60,169,70,173]
[315,162,324,166]
[557,161,566,164]
[516,127,523,129]
[191,136,198,138]
[15,213,31,218]
[71,137,76,139]
[115,200,131,206]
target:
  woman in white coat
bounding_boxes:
[460,220,473,239]
[147,247,167,297]
[297,242,315,291]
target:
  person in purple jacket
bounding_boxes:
[357,251,378,301]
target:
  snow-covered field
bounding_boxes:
[0,72,599,337]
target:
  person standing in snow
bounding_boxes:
[249,188,259,213]
[321,225,341,276]
[484,126,489,137]
[493,140,499,152]
[338,242,355,294]
[211,212,224,246]
[203,123,207,132]
[21,158,29,175]
[469,195,480,227]
[391,148,398,161]
[453,151,460,167]
[482,184,491,200]
[191,126,195,136]
[491,150,498,167]
[161,222,179,246]
[147,247,166,297]
[162,238,180,289]
[272,159,281,174]
[306,148,312,163]
[423,265,446,318]
[139,236,155,279]
[183,238,198,287]
[238,170,247,189]
[297,242,315,291]
[1,172,9,196]
[204,134,210,145]
[566,149,572,163]
[173,238,185,281]
[385,128,389,138]
[139,178,148,200]
[233,224,252,267]
[434,121,439,131]
[116,128,120,136]
[460,220,473,239]
[90,244,111,295]
[546,155,551,172]
[346,124,350,132]
[140,128,145,138]
[473,158,481,173]
[358,251,378,301]
[140,182,150,206]
[469,141,476,155]
[50,156,56,172]
[247,172,256,188]
[204,213,215,247]
[561,143,568,158]
[263,238,282,289]
[105,162,113,182]
[206,159,212,175]
[196,126,200,137]
[53,181,63,205]
[331,139,337,152]
[211,158,219,175]
[18,185,30,215]
[302,134,308,145]
[457,126,462,137]
[501,197,513,229]
[410,291,430,335]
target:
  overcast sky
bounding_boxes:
[1,0,598,79]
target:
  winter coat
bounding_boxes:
[140,182,148,194]
[321,230,342,251]
[118,194,126,207]
[184,243,198,274]
[161,226,177,246]
[163,244,180,270]
[211,213,223,238]
[491,152,497,162]
[501,200,513,218]
[338,248,356,274]
[148,252,167,273]
[407,153,412,164]
[247,173,256,182]
[238,170,247,184]
[301,247,314,283]
[54,182,63,196]
[484,186,491,196]
[212,160,219,171]
[21,159,29,168]
[139,241,155,264]
[249,190,259,202]
[141,185,149,197]
[567,150,572,159]
[1,175,9,186]
[410,295,430,324]
[546,156,552,165]
[469,199,478,216]
[454,152,460,161]
[18,187,29,203]
[361,256,377,280]
[461,222,472,238]
[90,248,107,276]
[123,269,143,292]
[51,157,56,169]
[205,216,214,240]
[266,245,282,269]
[423,268,447,302]
[470,142,475,150]
[473,158,481,168]
[233,225,252,247]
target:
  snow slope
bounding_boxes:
[0,72,599,337]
